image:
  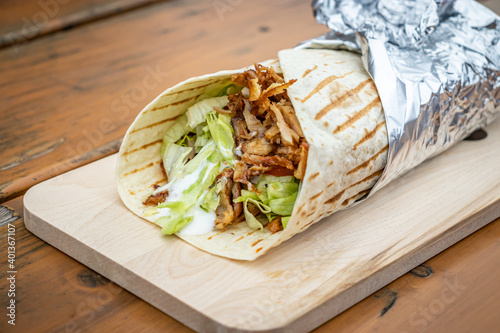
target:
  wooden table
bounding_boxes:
[1,1,499,332]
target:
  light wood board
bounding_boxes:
[24,119,500,332]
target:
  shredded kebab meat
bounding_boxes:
[143,190,169,206]
[223,64,308,231]
[145,64,309,232]
[228,64,308,181]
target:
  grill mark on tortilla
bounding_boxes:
[162,82,216,98]
[325,169,384,205]
[327,181,336,188]
[130,115,181,134]
[246,230,256,236]
[147,95,198,113]
[256,247,263,253]
[309,172,320,180]
[122,139,162,156]
[301,71,354,103]
[207,229,228,240]
[296,202,306,214]
[152,179,167,188]
[324,190,344,206]
[123,160,161,177]
[332,96,381,134]
[251,239,263,247]
[302,65,318,78]
[315,79,374,120]
[347,145,388,176]
[301,221,314,229]
[310,191,323,200]
[341,189,371,206]
[353,120,386,150]
[233,236,244,243]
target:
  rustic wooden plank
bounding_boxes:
[0,196,192,333]
[2,194,499,331]
[0,0,329,203]
[22,116,500,331]
[0,0,162,49]
[315,216,500,333]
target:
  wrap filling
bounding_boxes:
[143,64,308,235]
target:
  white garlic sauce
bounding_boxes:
[153,161,219,235]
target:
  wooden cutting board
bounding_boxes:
[24,119,500,332]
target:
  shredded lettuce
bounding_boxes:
[201,185,220,212]
[207,112,234,163]
[162,143,192,178]
[160,114,190,156]
[182,140,216,175]
[234,189,260,202]
[176,131,196,147]
[157,159,220,234]
[281,216,291,229]
[154,85,301,235]
[218,83,240,96]
[242,198,272,230]
[234,175,300,230]
[194,125,211,152]
[268,192,298,216]
[186,96,229,128]
[196,81,242,101]
[156,202,192,234]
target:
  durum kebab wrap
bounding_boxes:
[117,49,388,260]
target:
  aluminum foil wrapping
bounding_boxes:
[298,0,500,193]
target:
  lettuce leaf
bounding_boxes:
[207,112,234,163]
[268,192,298,216]
[182,140,216,176]
[234,189,260,202]
[162,143,192,178]
[242,198,272,230]
[267,182,299,201]
[194,125,211,152]
[201,185,220,212]
[281,216,291,229]
[234,175,300,229]
[158,159,220,234]
[218,83,240,96]
[186,96,229,129]
[156,201,192,234]
[196,82,242,101]
[160,114,189,156]
[176,131,196,147]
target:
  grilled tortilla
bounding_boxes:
[116,49,388,260]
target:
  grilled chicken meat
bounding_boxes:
[145,64,308,233]
[214,168,236,229]
[213,64,308,231]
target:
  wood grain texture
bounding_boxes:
[0,0,161,48]
[0,0,329,203]
[0,196,192,333]
[1,1,499,332]
[2,199,500,332]
[22,119,500,332]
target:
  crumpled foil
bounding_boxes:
[298,0,500,193]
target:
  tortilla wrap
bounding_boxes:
[116,49,388,260]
